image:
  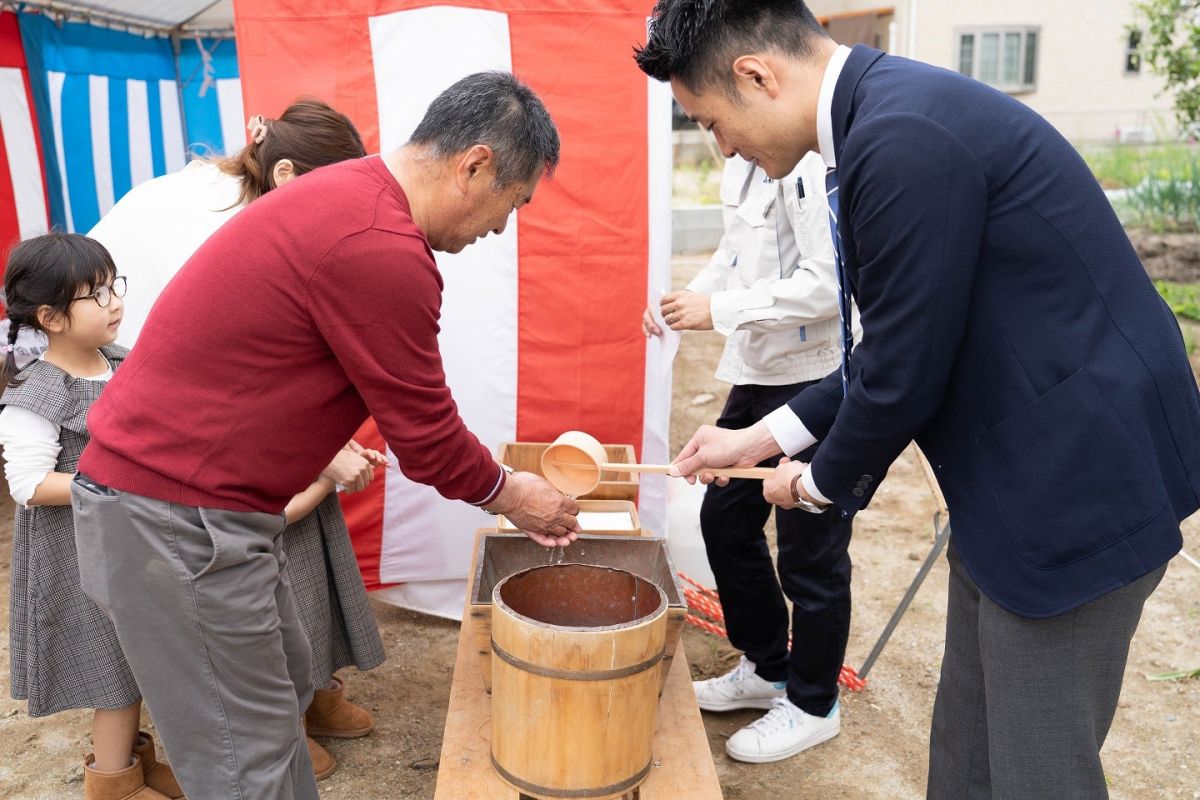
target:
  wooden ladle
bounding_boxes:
[540,430,774,497]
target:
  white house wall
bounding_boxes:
[808,0,1174,142]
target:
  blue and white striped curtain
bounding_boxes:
[178,36,244,158]
[18,13,241,233]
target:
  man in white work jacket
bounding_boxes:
[644,151,856,763]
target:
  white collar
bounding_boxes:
[817,45,852,170]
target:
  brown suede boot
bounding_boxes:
[304,675,374,738]
[132,731,184,798]
[306,735,337,781]
[84,755,171,800]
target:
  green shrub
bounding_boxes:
[1127,164,1200,232]
[1182,322,1197,355]
[1155,282,1200,353]
[1155,281,1200,322]
[1082,142,1199,190]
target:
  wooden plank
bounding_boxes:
[436,551,722,799]
[468,604,494,694]
[913,445,949,520]
[497,499,642,537]
[647,648,724,800]
[659,607,686,695]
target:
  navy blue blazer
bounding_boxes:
[789,46,1200,617]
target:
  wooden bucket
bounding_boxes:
[490,564,667,800]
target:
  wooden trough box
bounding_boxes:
[496,441,639,501]
[468,533,687,695]
[495,499,641,537]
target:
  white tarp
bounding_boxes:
[17,1,234,32]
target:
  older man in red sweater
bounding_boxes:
[71,72,577,800]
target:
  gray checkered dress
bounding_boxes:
[4,345,141,717]
[282,495,386,688]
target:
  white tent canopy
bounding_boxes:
[14,0,234,33]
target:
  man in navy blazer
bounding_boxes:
[637,0,1200,795]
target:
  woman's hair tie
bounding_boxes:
[246,114,269,144]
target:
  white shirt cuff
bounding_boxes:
[707,290,740,336]
[802,468,832,506]
[763,406,817,456]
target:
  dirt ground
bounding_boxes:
[1130,229,1200,284]
[1,256,1199,800]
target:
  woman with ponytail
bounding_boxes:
[93,98,368,347]
[86,97,384,782]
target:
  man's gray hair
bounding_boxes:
[409,71,560,186]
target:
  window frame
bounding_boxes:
[955,26,1040,94]
[1125,28,1142,75]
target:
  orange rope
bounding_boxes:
[679,571,868,692]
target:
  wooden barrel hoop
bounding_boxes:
[490,755,653,799]
[490,639,665,681]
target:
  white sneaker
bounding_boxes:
[724,698,841,764]
[692,656,787,712]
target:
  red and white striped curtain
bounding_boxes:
[233,1,673,618]
[0,10,49,258]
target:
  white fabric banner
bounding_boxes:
[0,66,49,238]
[369,6,519,590]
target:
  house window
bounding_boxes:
[956,27,1038,92]
[959,34,974,76]
[1126,29,1142,74]
[1024,31,1038,84]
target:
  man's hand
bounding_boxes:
[672,421,782,484]
[764,456,809,509]
[642,305,664,338]
[660,290,713,331]
[487,471,581,547]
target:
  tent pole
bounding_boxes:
[170,32,191,161]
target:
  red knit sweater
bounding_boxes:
[80,157,499,514]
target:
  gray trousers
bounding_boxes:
[928,541,1166,800]
[72,478,318,800]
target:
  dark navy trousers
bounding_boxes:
[700,381,853,716]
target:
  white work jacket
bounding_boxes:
[687,152,857,386]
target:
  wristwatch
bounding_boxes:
[789,473,827,514]
[481,464,514,516]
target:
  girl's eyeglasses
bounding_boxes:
[73,276,127,308]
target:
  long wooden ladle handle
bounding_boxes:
[599,462,775,480]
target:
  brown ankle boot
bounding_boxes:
[306,735,337,781]
[132,732,184,798]
[304,676,374,738]
[84,755,171,800]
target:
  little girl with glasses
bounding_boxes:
[0,233,180,799]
